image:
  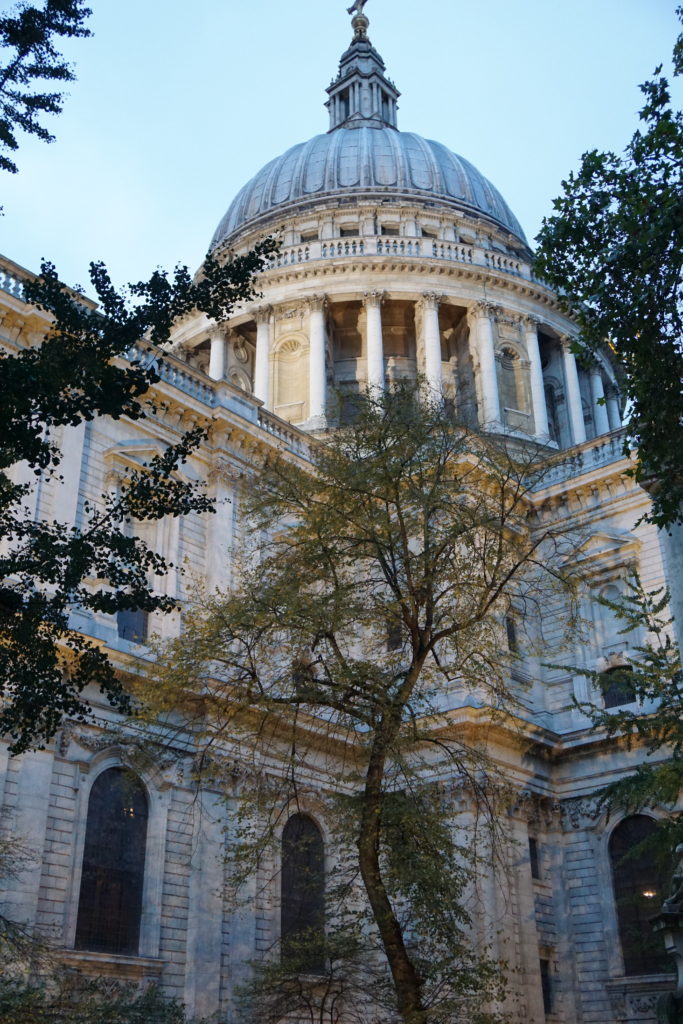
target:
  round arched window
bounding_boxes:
[75,767,148,955]
[281,813,325,973]
[609,815,670,976]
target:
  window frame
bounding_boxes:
[278,810,327,976]
[607,813,671,977]
[64,751,169,960]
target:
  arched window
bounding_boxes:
[609,815,670,976]
[281,813,325,973]
[75,767,148,955]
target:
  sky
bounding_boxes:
[1,0,681,292]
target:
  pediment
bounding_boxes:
[570,527,639,571]
[103,439,198,484]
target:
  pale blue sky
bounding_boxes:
[1,0,680,290]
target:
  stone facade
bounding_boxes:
[0,9,680,1024]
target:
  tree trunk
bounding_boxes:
[357,721,428,1024]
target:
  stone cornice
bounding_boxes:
[257,256,572,319]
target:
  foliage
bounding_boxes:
[0,240,278,753]
[143,384,581,1024]
[0,973,205,1024]
[0,0,91,175]
[534,8,683,527]
[566,574,682,833]
[0,829,52,968]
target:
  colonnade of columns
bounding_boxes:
[206,294,619,444]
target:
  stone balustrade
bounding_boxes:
[269,236,530,278]
[0,263,27,299]
[257,407,310,458]
[534,428,628,490]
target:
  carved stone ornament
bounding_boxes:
[513,791,562,830]
[473,300,500,319]
[254,304,273,325]
[420,291,441,311]
[73,731,177,773]
[208,455,240,486]
[232,336,249,363]
[307,293,327,313]
[56,720,78,757]
[560,796,602,831]
[103,468,124,492]
[522,314,541,331]
[363,289,385,307]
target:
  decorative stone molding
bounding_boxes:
[232,335,249,363]
[254,304,273,325]
[103,468,124,491]
[513,791,562,830]
[71,731,178,776]
[472,300,499,319]
[61,949,164,982]
[307,293,327,313]
[560,796,602,831]
[362,289,385,308]
[420,291,441,311]
[207,455,241,485]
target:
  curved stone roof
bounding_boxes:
[211,127,527,249]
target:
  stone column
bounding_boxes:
[472,302,502,428]
[523,315,550,439]
[254,305,273,407]
[589,364,610,436]
[561,337,587,445]
[308,295,327,424]
[208,328,227,381]
[421,292,442,398]
[364,291,385,393]
[605,383,621,431]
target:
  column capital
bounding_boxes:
[207,456,240,487]
[560,333,577,354]
[522,314,541,331]
[363,290,385,308]
[472,300,499,320]
[307,293,327,313]
[420,291,442,311]
[254,304,273,325]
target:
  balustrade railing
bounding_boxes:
[0,264,27,299]
[534,428,628,489]
[266,235,529,278]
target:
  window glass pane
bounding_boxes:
[609,815,670,975]
[601,667,636,708]
[75,767,148,955]
[281,814,325,973]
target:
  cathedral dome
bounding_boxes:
[210,127,527,250]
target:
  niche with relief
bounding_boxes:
[496,328,532,433]
[228,326,255,392]
[273,336,308,424]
